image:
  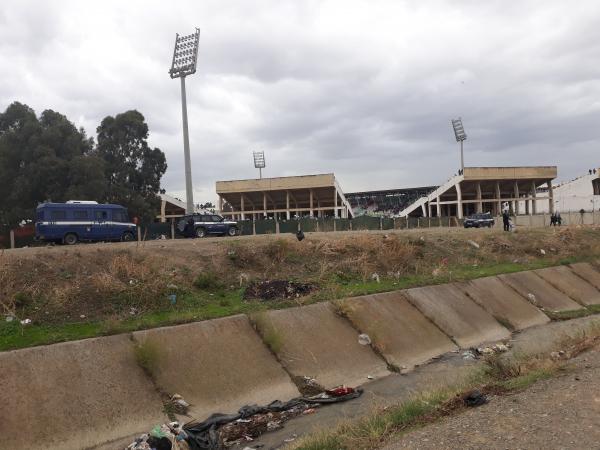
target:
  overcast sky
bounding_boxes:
[1,1,599,203]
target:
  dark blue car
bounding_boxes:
[177,214,238,238]
[35,201,137,245]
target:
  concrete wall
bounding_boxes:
[463,166,557,180]
[4,263,600,449]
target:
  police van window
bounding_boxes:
[51,210,66,220]
[73,210,88,219]
[95,210,108,221]
[211,215,221,222]
[112,210,128,222]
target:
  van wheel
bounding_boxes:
[227,226,238,237]
[195,227,206,238]
[64,233,78,245]
[122,231,135,242]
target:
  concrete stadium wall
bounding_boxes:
[4,263,600,449]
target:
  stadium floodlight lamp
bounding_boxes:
[169,28,200,214]
[451,117,467,172]
[253,151,266,179]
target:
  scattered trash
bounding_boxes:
[326,386,355,397]
[302,408,317,415]
[527,293,537,305]
[130,307,138,315]
[463,389,488,407]
[5,315,14,322]
[358,333,371,345]
[244,280,315,301]
[283,434,297,443]
[371,273,380,283]
[462,350,477,360]
[168,294,177,305]
[127,422,187,450]
[296,230,305,241]
[183,388,363,449]
[366,375,374,380]
[80,314,86,319]
[20,318,31,325]
[419,236,425,242]
[467,240,480,249]
[540,249,546,255]
[239,273,249,287]
[168,394,190,415]
[550,350,566,360]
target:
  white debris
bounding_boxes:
[371,273,380,283]
[20,318,32,325]
[540,249,546,255]
[467,240,480,249]
[358,334,372,345]
[5,315,14,322]
[80,314,86,319]
[527,293,537,304]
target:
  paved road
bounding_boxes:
[382,345,600,450]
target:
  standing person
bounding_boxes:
[502,210,510,232]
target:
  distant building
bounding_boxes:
[345,187,437,217]
[537,168,600,213]
[156,193,204,222]
[216,173,353,220]
[399,166,558,218]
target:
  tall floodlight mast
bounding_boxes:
[169,28,200,214]
[253,151,266,179]
[451,117,467,172]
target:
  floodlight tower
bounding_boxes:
[169,28,200,214]
[451,117,467,172]
[253,151,266,179]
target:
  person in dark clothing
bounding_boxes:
[184,217,195,238]
[502,211,510,231]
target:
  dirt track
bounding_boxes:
[383,345,600,450]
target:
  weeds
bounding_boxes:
[193,271,223,290]
[250,312,284,354]
[133,339,162,378]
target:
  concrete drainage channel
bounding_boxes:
[1,262,600,450]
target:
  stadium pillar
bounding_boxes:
[436,196,441,217]
[240,194,245,220]
[495,181,501,216]
[310,189,314,217]
[513,181,520,215]
[475,181,482,213]
[263,192,267,218]
[160,199,166,223]
[531,181,537,215]
[456,182,463,219]
[547,181,554,214]
[286,191,291,220]
[334,188,338,218]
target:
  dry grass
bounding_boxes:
[1,226,600,327]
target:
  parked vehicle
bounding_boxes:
[463,212,495,228]
[35,201,137,245]
[176,214,238,238]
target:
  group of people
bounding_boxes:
[550,211,562,226]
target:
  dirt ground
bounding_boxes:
[382,346,600,450]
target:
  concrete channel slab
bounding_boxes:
[258,302,390,388]
[568,262,600,292]
[461,276,550,330]
[498,271,583,313]
[534,266,600,306]
[340,292,457,370]
[0,335,165,450]
[569,262,600,291]
[403,284,511,348]
[133,315,299,421]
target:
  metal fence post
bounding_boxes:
[10,230,15,249]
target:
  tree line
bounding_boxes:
[0,102,167,227]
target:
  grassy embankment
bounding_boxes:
[1,227,599,351]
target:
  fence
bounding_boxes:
[3,212,599,249]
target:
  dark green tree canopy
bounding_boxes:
[96,110,167,223]
[0,103,167,227]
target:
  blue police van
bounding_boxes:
[35,201,137,245]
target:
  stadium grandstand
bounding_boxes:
[345,186,437,217]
